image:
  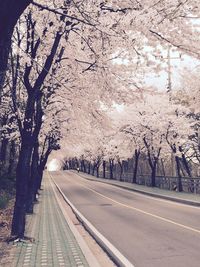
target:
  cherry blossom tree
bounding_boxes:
[108,92,193,187]
[1,0,200,97]
[178,69,200,166]
[9,9,68,237]
[1,0,200,238]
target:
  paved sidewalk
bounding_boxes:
[13,175,90,267]
[73,171,200,207]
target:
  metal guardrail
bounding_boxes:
[98,171,200,194]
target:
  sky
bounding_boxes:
[144,51,200,91]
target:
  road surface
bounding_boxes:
[51,171,200,267]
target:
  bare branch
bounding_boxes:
[32,1,96,26]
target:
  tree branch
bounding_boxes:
[31,1,96,26]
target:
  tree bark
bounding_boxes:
[26,142,39,213]
[81,159,86,172]
[118,160,123,181]
[11,90,35,237]
[175,156,183,192]
[103,160,106,178]
[96,165,99,178]
[0,0,31,94]
[109,159,114,179]
[151,162,157,187]
[88,162,91,174]
[11,139,33,237]
[37,147,51,191]
[181,153,191,177]
[92,163,96,176]
[132,149,140,184]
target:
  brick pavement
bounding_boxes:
[13,176,90,267]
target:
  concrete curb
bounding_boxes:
[48,174,101,267]
[52,178,135,267]
[76,172,200,207]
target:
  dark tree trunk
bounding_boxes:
[69,160,72,169]
[81,160,86,172]
[132,149,140,184]
[146,155,156,187]
[80,160,83,172]
[10,14,62,237]
[37,148,51,191]
[92,163,96,176]
[26,143,39,213]
[103,160,106,178]
[88,162,91,174]
[96,165,99,178]
[11,90,35,237]
[175,156,183,192]
[37,168,44,192]
[83,161,86,173]
[0,0,31,94]
[181,153,191,177]
[151,162,157,187]
[161,158,166,177]
[73,159,76,169]
[109,159,114,179]
[118,160,123,181]
[11,140,33,237]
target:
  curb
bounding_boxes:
[52,177,135,267]
[76,172,200,207]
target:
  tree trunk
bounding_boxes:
[96,165,99,178]
[118,160,123,181]
[80,160,83,172]
[37,148,51,191]
[160,158,166,177]
[69,160,72,169]
[26,143,39,213]
[103,160,106,178]
[132,149,140,184]
[151,163,157,187]
[181,153,191,177]
[81,160,86,173]
[109,159,114,179]
[92,163,96,176]
[88,162,91,174]
[0,0,31,94]
[37,168,43,192]
[175,156,183,192]
[11,140,33,237]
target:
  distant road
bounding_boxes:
[51,171,200,267]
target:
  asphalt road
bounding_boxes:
[51,171,200,267]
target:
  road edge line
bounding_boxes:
[74,171,200,207]
[51,176,135,267]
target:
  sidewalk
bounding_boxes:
[12,174,93,267]
[74,171,200,207]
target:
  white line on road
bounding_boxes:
[50,172,135,267]
[76,172,200,210]
[60,172,200,235]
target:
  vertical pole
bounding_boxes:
[167,45,172,101]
